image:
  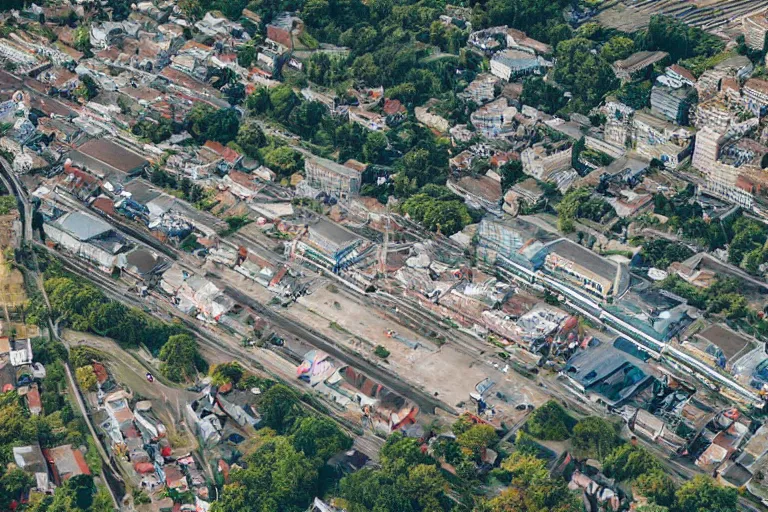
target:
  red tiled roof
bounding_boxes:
[669,64,696,83]
[204,140,241,164]
[745,78,768,96]
[227,170,258,190]
[91,197,115,216]
[383,98,405,115]
[92,362,108,384]
[269,266,288,287]
[27,387,41,412]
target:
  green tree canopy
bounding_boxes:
[635,469,676,507]
[603,444,661,481]
[158,334,200,382]
[290,415,352,461]
[211,435,320,512]
[185,104,240,145]
[675,475,738,512]
[571,416,621,460]
[257,384,305,434]
[525,400,574,441]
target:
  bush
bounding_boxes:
[374,345,390,359]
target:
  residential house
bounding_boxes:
[44,445,90,485]
[650,83,694,124]
[505,29,551,54]
[490,49,550,81]
[743,78,768,116]
[470,97,516,138]
[13,445,50,491]
[459,73,500,105]
[303,155,363,199]
[743,10,768,50]
[415,104,450,132]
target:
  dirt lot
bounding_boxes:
[292,280,551,418]
[207,262,550,427]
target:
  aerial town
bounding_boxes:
[2,0,768,510]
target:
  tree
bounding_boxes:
[0,468,33,509]
[603,444,661,481]
[339,433,449,512]
[525,400,573,441]
[401,194,472,236]
[260,145,304,179]
[132,118,173,144]
[210,362,245,386]
[73,25,91,54]
[246,88,272,114]
[601,36,636,62]
[74,75,99,102]
[636,506,669,512]
[158,334,200,382]
[571,417,620,460]
[75,365,97,392]
[290,416,352,461]
[617,80,653,109]
[556,188,589,233]
[499,160,525,191]
[520,77,567,115]
[675,475,738,512]
[185,104,240,145]
[552,38,617,110]
[0,195,15,215]
[362,131,388,164]
[257,384,304,434]
[268,85,300,122]
[456,424,497,460]
[640,240,694,269]
[642,15,724,63]
[487,452,582,512]
[635,470,675,507]
[236,122,267,159]
[178,0,203,19]
[211,435,320,512]
[237,42,259,69]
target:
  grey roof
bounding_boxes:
[309,217,360,246]
[122,180,162,205]
[55,211,113,241]
[73,139,148,176]
[125,248,164,276]
[564,345,630,387]
[614,51,668,70]
[545,238,620,283]
[307,155,360,179]
[13,444,47,473]
[695,324,755,361]
[720,462,752,487]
